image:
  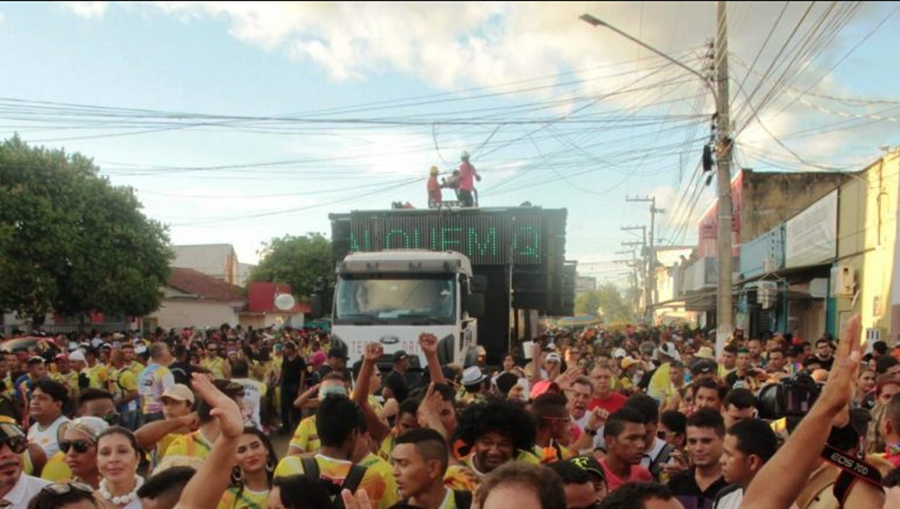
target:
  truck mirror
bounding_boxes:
[314,277,328,293]
[465,294,485,318]
[310,294,324,319]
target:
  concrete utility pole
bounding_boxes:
[580,7,734,352]
[615,249,640,317]
[621,226,647,317]
[714,0,734,355]
[626,196,665,318]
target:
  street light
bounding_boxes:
[581,10,734,353]
[578,14,717,103]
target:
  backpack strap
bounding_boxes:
[334,465,368,509]
[300,456,320,480]
[453,489,473,509]
[341,464,368,495]
[649,443,674,478]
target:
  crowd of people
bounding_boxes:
[0,316,899,509]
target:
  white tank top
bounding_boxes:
[27,415,71,457]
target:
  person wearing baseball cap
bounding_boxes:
[384,351,411,404]
[164,380,243,462]
[135,384,196,469]
[51,354,79,398]
[648,342,682,403]
[567,454,609,502]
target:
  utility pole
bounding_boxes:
[714,0,734,354]
[616,249,640,317]
[627,196,665,320]
[621,226,647,317]
[580,7,732,350]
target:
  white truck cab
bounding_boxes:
[322,250,484,368]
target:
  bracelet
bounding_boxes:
[584,427,598,436]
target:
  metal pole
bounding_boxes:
[715,0,734,354]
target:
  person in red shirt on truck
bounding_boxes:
[427,166,442,207]
[458,151,481,207]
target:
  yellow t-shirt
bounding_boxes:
[647,363,672,401]
[274,454,398,509]
[288,416,319,454]
[358,453,399,509]
[86,364,109,389]
[154,432,184,466]
[108,367,139,412]
[533,442,575,463]
[444,449,539,491]
[40,451,73,482]
[378,430,398,461]
[217,486,270,509]
[204,357,227,379]
[128,361,146,378]
[163,430,214,461]
[52,371,79,395]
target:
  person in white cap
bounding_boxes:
[134,383,196,469]
[459,366,489,403]
[647,343,681,403]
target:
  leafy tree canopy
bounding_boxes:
[0,136,171,323]
[248,233,332,302]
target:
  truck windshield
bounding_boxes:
[335,275,456,324]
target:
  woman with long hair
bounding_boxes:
[218,427,277,509]
[95,427,143,509]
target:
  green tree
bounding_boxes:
[574,284,634,322]
[574,291,601,317]
[0,136,171,324]
[249,233,333,301]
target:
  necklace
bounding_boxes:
[99,475,144,506]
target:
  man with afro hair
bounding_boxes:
[443,398,539,491]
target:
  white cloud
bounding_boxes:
[63,2,109,19]
[0,12,5,26]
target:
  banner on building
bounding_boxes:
[785,191,838,268]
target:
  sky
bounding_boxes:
[1,1,899,288]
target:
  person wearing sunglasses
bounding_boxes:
[27,482,99,509]
[59,417,109,489]
[0,422,51,509]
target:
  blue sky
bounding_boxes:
[2,2,899,287]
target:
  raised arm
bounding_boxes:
[353,343,392,442]
[293,385,321,409]
[419,333,446,385]
[741,315,869,509]
[135,413,198,452]
[173,373,244,509]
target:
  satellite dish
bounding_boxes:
[275,293,296,312]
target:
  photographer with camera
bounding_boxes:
[740,315,889,509]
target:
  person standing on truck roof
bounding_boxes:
[427,166,442,208]
[458,151,481,208]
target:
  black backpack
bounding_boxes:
[300,457,368,509]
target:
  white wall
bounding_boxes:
[171,245,239,284]
[149,300,239,329]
